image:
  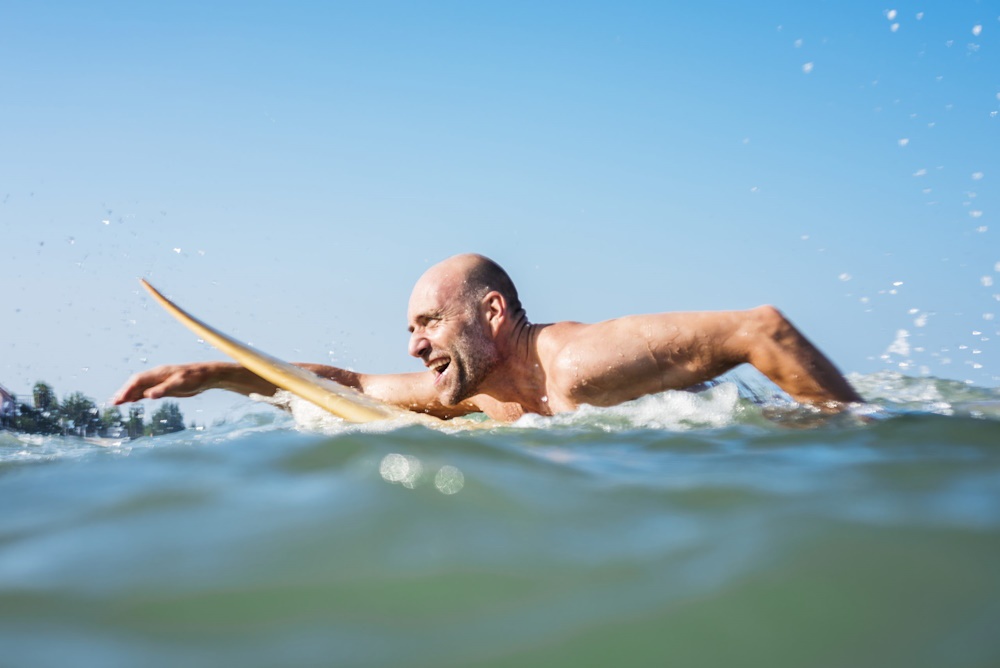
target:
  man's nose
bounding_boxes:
[408,331,429,359]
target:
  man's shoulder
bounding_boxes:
[537,322,611,390]
[535,322,590,367]
[540,315,673,404]
[539,317,642,357]
[536,320,592,347]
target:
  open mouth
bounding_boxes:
[429,358,450,382]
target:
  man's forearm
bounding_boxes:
[209,362,282,396]
[295,364,364,391]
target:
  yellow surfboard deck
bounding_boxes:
[140,280,443,425]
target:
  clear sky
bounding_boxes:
[2,1,998,423]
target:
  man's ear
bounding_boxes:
[482,291,505,334]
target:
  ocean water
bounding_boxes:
[1,371,999,668]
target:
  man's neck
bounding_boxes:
[476,317,552,414]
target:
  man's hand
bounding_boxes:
[112,362,276,405]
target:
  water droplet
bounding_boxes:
[886,330,910,357]
[380,453,423,488]
[434,466,465,495]
[972,25,982,37]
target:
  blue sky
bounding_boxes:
[2,1,998,422]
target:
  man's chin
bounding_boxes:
[438,391,463,407]
[438,383,471,407]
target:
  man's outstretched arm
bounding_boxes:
[112,362,276,404]
[112,362,480,419]
[557,306,863,409]
[737,306,863,405]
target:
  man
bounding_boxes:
[113,253,863,421]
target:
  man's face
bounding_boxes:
[408,277,499,405]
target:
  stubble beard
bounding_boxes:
[440,326,499,406]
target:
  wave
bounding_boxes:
[276,370,1000,436]
[2,373,998,668]
[2,372,997,468]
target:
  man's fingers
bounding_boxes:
[144,386,166,400]
[113,363,225,405]
[146,368,204,400]
[113,367,183,404]
[112,378,145,405]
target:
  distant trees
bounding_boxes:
[13,382,61,435]
[4,381,186,439]
[125,405,145,439]
[147,402,186,436]
[100,407,123,435]
[33,382,57,412]
[61,392,102,437]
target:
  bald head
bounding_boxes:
[416,254,525,321]
[406,254,525,405]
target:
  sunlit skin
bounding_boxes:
[114,254,864,422]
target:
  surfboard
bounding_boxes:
[140,279,419,424]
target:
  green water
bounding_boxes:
[1,376,999,667]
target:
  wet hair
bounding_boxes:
[462,255,526,321]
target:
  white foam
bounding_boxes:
[515,383,744,432]
[255,391,404,435]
